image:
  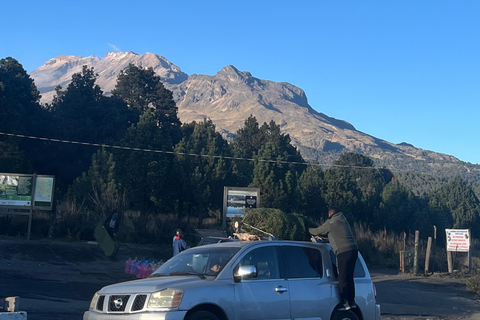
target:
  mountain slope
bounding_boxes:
[29,52,480,195]
[31,52,188,103]
[29,52,438,160]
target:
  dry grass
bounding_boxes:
[355,224,452,273]
[355,224,480,297]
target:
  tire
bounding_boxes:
[331,309,359,320]
[188,310,220,320]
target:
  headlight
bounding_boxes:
[148,289,184,308]
[89,292,99,310]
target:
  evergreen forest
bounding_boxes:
[1,57,480,245]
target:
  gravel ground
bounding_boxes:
[1,237,479,320]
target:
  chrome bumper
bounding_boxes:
[84,310,187,320]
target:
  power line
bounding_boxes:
[0,131,392,170]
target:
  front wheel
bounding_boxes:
[331,309,359,320]
[188,311,220,320]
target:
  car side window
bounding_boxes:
[354,257,366,278]
[235,247,280,280]
[329,249,366,278]
[282,246,323,279]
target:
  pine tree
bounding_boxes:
[114,111,175,213]
[430,176,480,234]
[375,178,420,233]
[174,119,233,221]
[0,57,41,134]
[324,153,393,224]
[112,64,181,148]
[250,142,301,213]
[69,148,121,219]
[0,57,42,173]
[46,66,134,183]
[297,164,327,219]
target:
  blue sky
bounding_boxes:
[2,1,479,164]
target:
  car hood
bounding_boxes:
[98,276,209,294]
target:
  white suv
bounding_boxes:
[84,240,381,320]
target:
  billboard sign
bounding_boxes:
[446,229,470,252]
[223,187,260,228]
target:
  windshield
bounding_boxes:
[153,247,240,277]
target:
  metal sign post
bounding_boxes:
[26,174,37,240]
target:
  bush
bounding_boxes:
[48,198,98,241]
[241,208,308,240]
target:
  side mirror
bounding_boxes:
[234,265,257,282]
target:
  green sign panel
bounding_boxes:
[0,174,54,210]
[0,175,33,207]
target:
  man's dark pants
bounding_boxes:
[337,249,358,305]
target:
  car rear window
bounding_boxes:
[354,258,366,278]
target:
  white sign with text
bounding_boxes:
[445,229,470,252]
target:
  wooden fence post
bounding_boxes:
[413,230,419,275]
[399,250,405,273]
[425,236,432,275]
[447,251,453,273]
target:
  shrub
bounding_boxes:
[241,208,308,240]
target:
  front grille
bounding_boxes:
[108,295,130,312]
[132,295,147,311]
[96,295,105,311]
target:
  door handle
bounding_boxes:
[275,285,288,293]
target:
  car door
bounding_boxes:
[280,245,333,320]
[233,246,291,320]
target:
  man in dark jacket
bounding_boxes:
[309,207,358,310]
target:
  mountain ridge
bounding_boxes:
[29,52,479,185]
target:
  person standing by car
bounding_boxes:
[173,229,189,256]
[309,207,358,311]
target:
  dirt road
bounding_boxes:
[1,238,479,320]
[372,269,480,320]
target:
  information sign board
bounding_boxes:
[33,176,55,210]
[446,229,470,252]
[223,187,260,228]
[0,174,33,207]
[224,187,260,218]
[0,174,55,210]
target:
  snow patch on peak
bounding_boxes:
[105,51,138,59]
[31,51,190,101]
